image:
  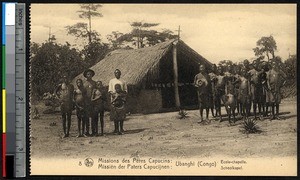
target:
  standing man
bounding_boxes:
[91,81,106,136]
[266,61,287,120]
[238,67,252,119]
[73,79,87,138]
[83,69,96,136]
[54,75,74,138]
[258,62,268,117]
[108,69,128,135]
[231,64,242,117]
[214,65,226,121]
[208,64,218,117]
[194,64,212,124]
[248,60,264,120]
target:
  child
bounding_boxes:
[110,84,127,135]
[91,81,106,136]
[73,79,87,137]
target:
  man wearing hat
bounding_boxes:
[83,69,97,136]
[54,75,74,138]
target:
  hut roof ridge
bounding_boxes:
[73,39,211,87]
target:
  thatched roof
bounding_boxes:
[74,39,211,86]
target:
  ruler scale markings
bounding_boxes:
[4,2,17,178]
[15,3,26,177]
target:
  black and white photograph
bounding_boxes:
[29,3,297,175]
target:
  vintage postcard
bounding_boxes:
[29,3,297,176]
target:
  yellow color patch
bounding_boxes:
[2,90,6,133]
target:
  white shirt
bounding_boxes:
[108,78,128,93]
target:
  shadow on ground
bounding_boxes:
[105,128,147,135]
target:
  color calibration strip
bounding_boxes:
[2,2,26,178]
[2,3,8,177]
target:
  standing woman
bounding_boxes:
[54,75,74,138]
[83,69,96,136]
[194,64,212,124]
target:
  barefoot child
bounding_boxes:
[74,79,87,137]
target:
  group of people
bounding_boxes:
[55,69,127,138]
[194,59,287,125]
[54,59,286,136]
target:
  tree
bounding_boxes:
[30,42,40,58]
[80,41,110,68]
[284,54,296,81]
[218,60,234,67]
[65,4,103,44]
[217,60,235,72]
[253,35,277,61]
[106,31,124,50]
[31,41,84,97]
[131,22,159,48]
[65,4,110,67]
[66,22,100,43]
[117,21,177,49]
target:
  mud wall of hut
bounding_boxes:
[125,87,163,114]
[136,89,162,113]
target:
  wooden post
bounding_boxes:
[172,41,180,109]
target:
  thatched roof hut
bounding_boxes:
[74,39,212,113]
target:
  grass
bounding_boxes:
[178,109,188,119]
[241,118,261,134]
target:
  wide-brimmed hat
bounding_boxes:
[83,69,95,78]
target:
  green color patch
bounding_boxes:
[2,45,5,88]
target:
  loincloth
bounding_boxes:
[110,99,126,122]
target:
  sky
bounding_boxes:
[31,4,297,64]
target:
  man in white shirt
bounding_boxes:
[108,69,127,95]
[108,69,127,135]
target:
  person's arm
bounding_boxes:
[73,90,77,102]
[108,80,114,95]
[123,81,128,94]
[91,89,96,101]
[265,72,271,92]
[193,75,198,87]
[91,89,102,102]
[54,83,61,97]
[73,90,82,109]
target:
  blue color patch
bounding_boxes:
[2,3,6,45]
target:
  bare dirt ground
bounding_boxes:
[30,97,297,159]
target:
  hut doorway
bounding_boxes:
[159,50,199,109]
[177,50,199,108]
